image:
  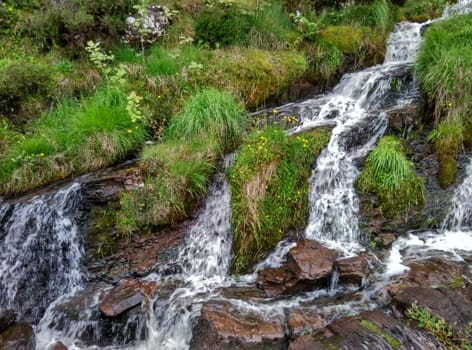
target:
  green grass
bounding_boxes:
[0,87,148,195]
[166,88,246,151]
[116,88,246,235]
[229,126,330,273]
[398,0,452,22]
[357,136,425,218]
[417,13,472,187]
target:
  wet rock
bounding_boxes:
[393,286,472,332]
[335,254,370,286]
[288,310,440,350]
[287,308,336,339]
[50,341,68,350]
[0,322,35,350]
[386,104,420,131]
[375,233,396,247]
[0,310,16,332]
[257,240,337,297]
[191,300,286,350]
[43,283,148,347]
[99,278,161,317]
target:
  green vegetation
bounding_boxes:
[357,136,425,218]
[407,302,472,349]
[360,320,401,349]
[397,0,452,22]
[416,12,472,188]
[229,126,330,272]
[117,89,245,235]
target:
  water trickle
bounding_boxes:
[0,183,84,323]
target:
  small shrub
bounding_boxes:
[0,60,54,115]
[229,126,330,272]
[357,136,425,218]
[195,3,252,47]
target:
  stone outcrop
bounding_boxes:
[0,322,35,350]
[335,254,371,286]
[256,240,337,297]
[288,310,440,350]
[125,5,170,44]
[191,300,286,350]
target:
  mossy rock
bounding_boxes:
[319,25,363,54]
[438,154,457,189]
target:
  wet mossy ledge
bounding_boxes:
[229,127,331,273]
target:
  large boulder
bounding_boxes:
[257,240,337,296]
[288,310,440,350]
[335,254,371,286]
[191,300,286,350]
[0,322,35,350]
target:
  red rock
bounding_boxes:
[0,322,35,350]
[257,240,337,296]
[51,341,68,350]
[191,300,286,350]
[99,283,144,317]
[335,254,370,286]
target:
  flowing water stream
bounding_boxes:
[2,1,472,349]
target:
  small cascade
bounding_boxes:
[283,22,428,251]
[442,160,472,231]
[139,160,233,350]
[0,183,84,323]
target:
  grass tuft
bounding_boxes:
[357,136,425,218]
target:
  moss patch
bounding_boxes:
[360,320,401,349]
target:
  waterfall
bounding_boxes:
[138,160,234,350]
[281,22,428,251]
[0,183,84,323]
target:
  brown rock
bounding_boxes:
[287,308,335,338]
[335,254,370,286]
[191,300,286,350]
[0,322,35,350]
[375,233,396,247]
[99,283,144,317]
[288,310,440,350]
[393,286,472,332]
[0,310,16,333]
[257,240,337,296]
[51,341,68,350]
[386,104,420,131]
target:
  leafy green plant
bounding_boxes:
[357,136,425,218]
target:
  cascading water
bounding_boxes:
[138,161,234,350]
[282,22,429,252]
[0,183,84,323]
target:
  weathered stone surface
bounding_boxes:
[0,310,16,333]
[125,5,170,44]
[375,233,396,247]
[393,286,472,332]
[99,283,144,317]
[335,254,370,286]
[257,240,337,297]
[0,322,35,350]
[386,104,420,131]
[288,310,440,350]
[191,300,286,350]
[287,308,336,339]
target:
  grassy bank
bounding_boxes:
[229,126,330,273]
[416,12,472,187]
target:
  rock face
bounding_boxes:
[287,308,336,339]
[393,287,472,332]
[256,240,337,296]
[191,300,286,350]
[125,5,170,44]
[335,254,370,286]
[288,310,441,350]
[0,322,35,350]
[386,104,420,131]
